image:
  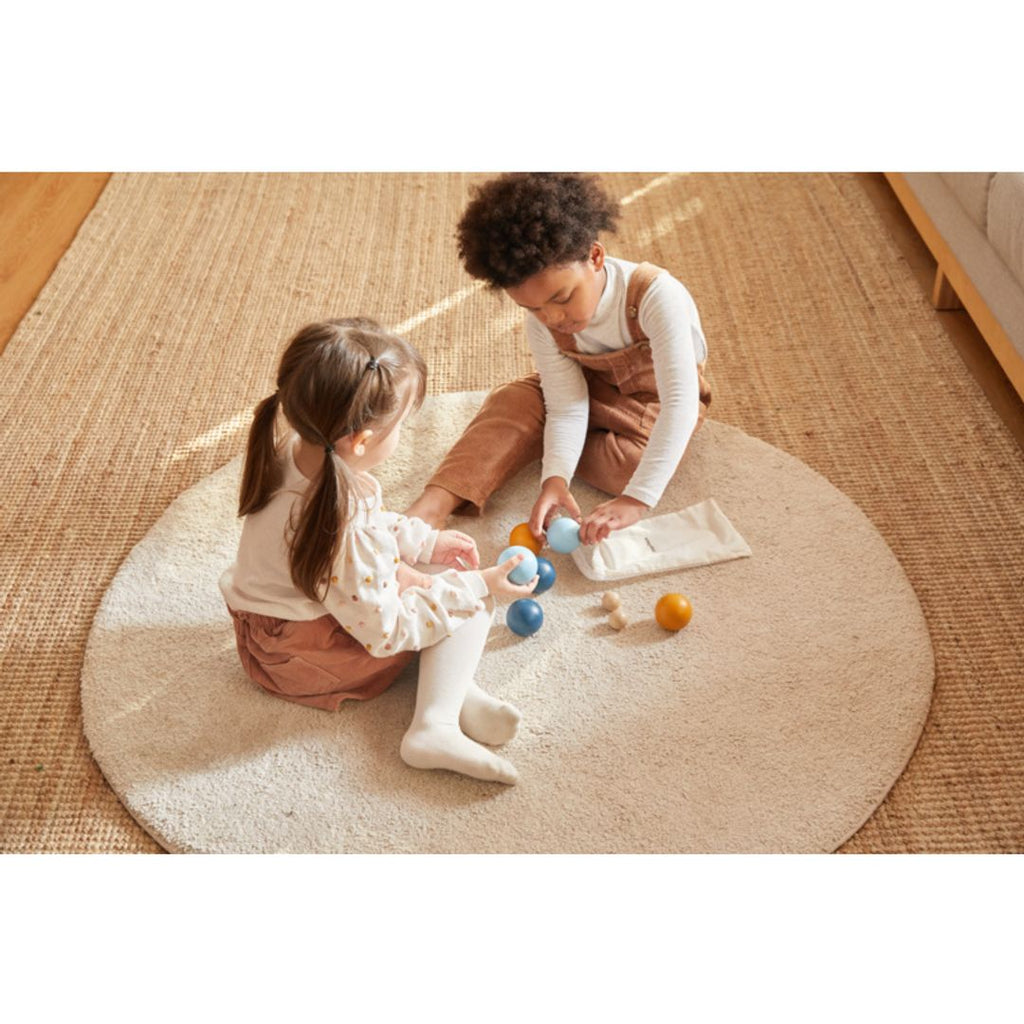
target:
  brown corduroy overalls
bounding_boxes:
[427,262,712,515]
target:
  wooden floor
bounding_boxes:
[1,172,1022,447]
[0,172,110,354]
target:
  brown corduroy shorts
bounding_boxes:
[228,608,414,711]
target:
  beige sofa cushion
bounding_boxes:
[940,172,994,230]
[902,172,1024,365]
[987,173,1024,292]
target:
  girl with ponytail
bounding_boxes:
[221,318,537,785]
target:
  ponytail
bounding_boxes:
[289,448,350,602]
[238,392,282,516]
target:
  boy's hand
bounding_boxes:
[529,476,582,540]
[431,529,480,569]
[579,495,648,545]
[480,554,539,601]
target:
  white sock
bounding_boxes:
[401,608,518,785]
[460,683,522,746]
[400,723,518,785]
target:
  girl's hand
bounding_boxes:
[579,495,648,546]
[431,529,480,569]
[395,563,435,595]
[528,476,582,540]
[480,554,539,601]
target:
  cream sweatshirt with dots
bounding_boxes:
[219,437,489,657]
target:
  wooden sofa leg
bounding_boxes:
[931,266,963,310]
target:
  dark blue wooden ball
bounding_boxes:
[506,598,544,637]
[533,557,556,596]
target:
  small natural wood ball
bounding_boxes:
[601,591,621,611]
[608,608,629,630]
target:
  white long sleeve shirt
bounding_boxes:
[219,438,489,657]
[525,256,708,509]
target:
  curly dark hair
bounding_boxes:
[456,172,620,288]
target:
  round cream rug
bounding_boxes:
[82,393,934,853]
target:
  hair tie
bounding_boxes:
[324,443,335,456]
[364,357,379,374]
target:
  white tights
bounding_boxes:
[400,606,521,785]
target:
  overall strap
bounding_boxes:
[549,327,577,352]
[624,261,666,345]
[548,260,667,353]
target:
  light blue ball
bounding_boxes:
[497,545,538,585]
[546,517,581,554]
[506,598,544,637]
[533,557,556,595]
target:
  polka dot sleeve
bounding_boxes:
[364,476,437,564]
[321,520,488,658]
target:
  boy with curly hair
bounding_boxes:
[407,172,711,546]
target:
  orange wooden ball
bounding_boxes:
[655,593,693,631]
[508,522,543,555]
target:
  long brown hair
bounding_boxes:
[238,317,427,602]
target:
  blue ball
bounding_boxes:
[497,545,538,585]
[546,517,581,554]
[506,598,544,637]
[533,557,556,595]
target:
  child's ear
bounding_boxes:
[590,241,606,271]
[347,428,374,457]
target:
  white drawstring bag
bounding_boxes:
[570,498,751,582]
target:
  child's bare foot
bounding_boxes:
[460,684,522,746]
[405,485,461,529]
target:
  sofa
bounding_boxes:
[885,172,1024,400]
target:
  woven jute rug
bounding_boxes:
[1,173,1022,852]
[80,398,933,853]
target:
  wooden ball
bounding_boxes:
[547,517,581,553]
[655,593,693,631]
[508,522,543,556]
[601,591,621,611]
[608,608,629,630]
